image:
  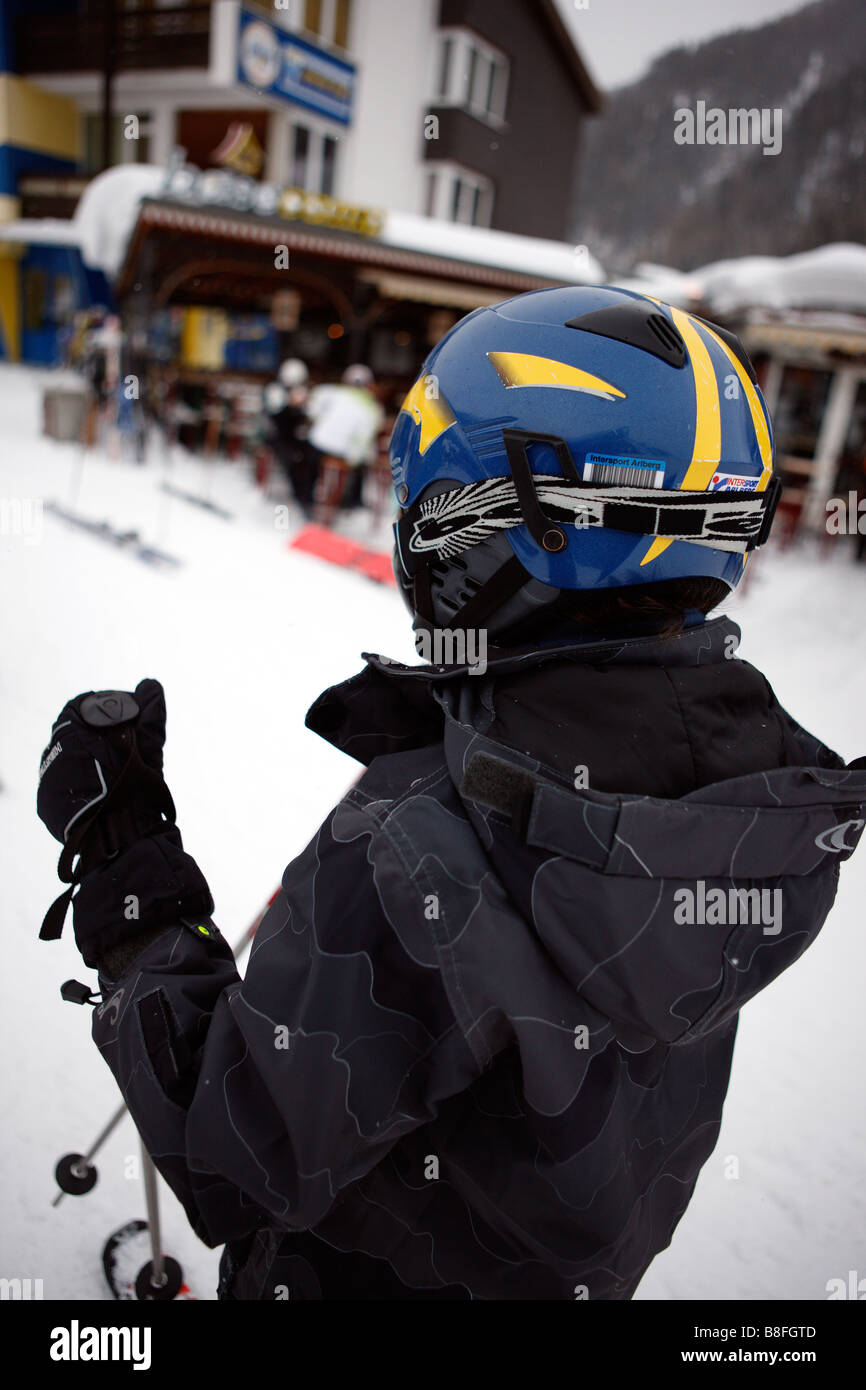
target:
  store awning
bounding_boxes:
[742,320,866,362]
[355,269,505,310]
[116,198,589,299]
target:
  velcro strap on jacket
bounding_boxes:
[461,752,866,879]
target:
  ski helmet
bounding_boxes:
[278,357,309,388]
[342,363,374,388]
[389,285,780,636]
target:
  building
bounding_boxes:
[8,0,599,225]
[0,3,105,362]
[617,247,866,545]
[744,316,866,538]
[0,0,600,391]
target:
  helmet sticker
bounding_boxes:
[584,454,665,489]
[486,352,626,402]
[709,472,761,492]
[399,376,456,456]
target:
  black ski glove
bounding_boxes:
[37,680,213,969]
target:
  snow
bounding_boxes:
[73,165,167,277]
[0,165,165,273]
[1,361,865,1301]
[616,243,866,318]
[382,209,605,287]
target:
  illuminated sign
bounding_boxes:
[237,10,354,126]
[160,151,384,238]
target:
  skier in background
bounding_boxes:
[263,357,316,517]
[305,363,384,520]
[37,287,866,1300]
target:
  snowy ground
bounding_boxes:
[1,362,864,1301]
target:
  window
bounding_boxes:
[291,124,310,188]
[334,0,351,48]
[425,164,493,227]
[321,135,337,195]
[437,36,453,98]
[304,0,323,34]
[83,113,150,171]
[289,121,341,195]
[22,269,47,333]
[434,28,509,125]
[302,0,352,49]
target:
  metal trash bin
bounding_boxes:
[43,379,88,442]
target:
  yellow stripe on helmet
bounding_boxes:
[399,375,456,456]
[694,320,773,488]
[640,306,722,565]
[487,351,626,401]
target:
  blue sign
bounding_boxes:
[237,11,355,126]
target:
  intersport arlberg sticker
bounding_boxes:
[709,472,761,492]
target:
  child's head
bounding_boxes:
[390,285,779,645]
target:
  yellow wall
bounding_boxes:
[0,75,81,161]
[0,254,21,361]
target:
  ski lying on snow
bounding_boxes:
[45,501,182,569]
[160,481,234,520]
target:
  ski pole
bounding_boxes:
[52,1101,127,1207]
[51,887,281,1205]
[140,1143,165,1288]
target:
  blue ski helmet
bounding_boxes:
[390,285,779,635]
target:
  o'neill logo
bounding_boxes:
[814,819,864,853]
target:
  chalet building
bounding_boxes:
[0,0,601,378]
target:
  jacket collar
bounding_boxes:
[305,616,742,764]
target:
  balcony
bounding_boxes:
[15,4,211,76]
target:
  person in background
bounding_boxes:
[305,364,384,521]
[263,358,316,518]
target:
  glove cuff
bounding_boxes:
[72,827,214,969]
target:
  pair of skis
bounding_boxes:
[44,500,182,570]
[53,889,279,1300]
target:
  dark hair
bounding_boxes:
[500,576,730,645]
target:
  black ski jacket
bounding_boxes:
[91,616,866,1299]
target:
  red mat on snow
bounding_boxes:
[288,524,396,586]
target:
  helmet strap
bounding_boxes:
[442,554,529,632]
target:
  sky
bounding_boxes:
[554,0,819,90]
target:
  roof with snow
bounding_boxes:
[0,164,605,292]
[615,244,866,320]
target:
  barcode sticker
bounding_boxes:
[583,453,665,489]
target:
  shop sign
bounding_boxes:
[237,10,354,126]
[160,150,385,237]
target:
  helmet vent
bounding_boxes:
[647,313,686,364]
[565,300,687,369]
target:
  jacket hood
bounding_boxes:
[307,618,866,1049]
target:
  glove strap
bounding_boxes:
[39,738,176,943]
